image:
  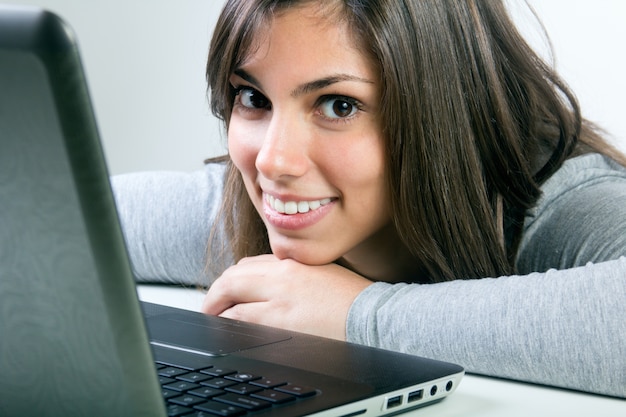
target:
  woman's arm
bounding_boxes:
[111,163,227,286]
[346,258,626,398]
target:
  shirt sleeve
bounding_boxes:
[517,154,626,272]
[110,163,228,286]
[346,155,626,398]
[347,259,626,398]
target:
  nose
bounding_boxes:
[255,113,310,180]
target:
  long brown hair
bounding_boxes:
[206,0,625,283]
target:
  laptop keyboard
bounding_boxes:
[157,361,319,416]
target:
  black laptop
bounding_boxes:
[0,5,464,417]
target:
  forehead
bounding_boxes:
[237,3,373,77]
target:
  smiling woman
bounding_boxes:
[225,4,390,270]
[113,0,626,399]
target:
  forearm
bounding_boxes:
[346,257,626,398]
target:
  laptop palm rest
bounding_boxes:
[146,312,292,356]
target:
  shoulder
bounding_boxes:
[517,154,626,272]
[532,153,626,209]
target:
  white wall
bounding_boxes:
[8,0,626,174]
[514,0,626,154]
[8,0,228,174]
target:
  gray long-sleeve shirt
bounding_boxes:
[111,153,626,398]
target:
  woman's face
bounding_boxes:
[228,4,390,266]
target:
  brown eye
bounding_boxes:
[319,96,359,119]
[332,100,353,117]
[236,87,270,109]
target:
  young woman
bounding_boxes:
[113,0,626,398]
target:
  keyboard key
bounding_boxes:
[251,389,296,404]
[224,383,262,395]
[159,376,176,385]
[188,387,225,399]
[275,384,317,397]
[214,393,271,411]
[190,413,222,417]
[250,378,287,389]
[201,378,237,389]
[166,403,193,417]
[177,372,212,383]
[224,373,261,383]
[157,361,210,372]
[168,394,207,407]
[162,389,179,400]
[159,367,189,378]
[194,400,246,416]
[201,367,237,377]
[164,381,201,393]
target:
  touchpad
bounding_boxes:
[146,313,292,356]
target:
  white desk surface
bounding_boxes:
[137,285,626,417]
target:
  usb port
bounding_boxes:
[386,395,402,409]
[407,389,424,403]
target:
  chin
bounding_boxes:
[270,243,338,266]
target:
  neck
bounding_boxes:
[338,224,422,283]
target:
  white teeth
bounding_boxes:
[285,201,298,215]
[266,194,332,215]
[297,201,310,213]
[274,198,285,213]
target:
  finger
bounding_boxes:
[201,280,235,315]
[201,264,272,315]
[218,302,267,323]
[219,300,292,331]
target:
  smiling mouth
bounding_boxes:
[265,194,333,215]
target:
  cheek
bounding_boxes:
[228,119,261,178]
[330,132,386,191]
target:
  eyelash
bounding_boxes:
[231,85,364,125]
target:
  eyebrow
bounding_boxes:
[290,74,375,97]
[233,69,374,98]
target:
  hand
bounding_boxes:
[201,255,373,340]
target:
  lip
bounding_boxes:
[262,193,336,231]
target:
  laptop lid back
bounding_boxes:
[0,6,165,416]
